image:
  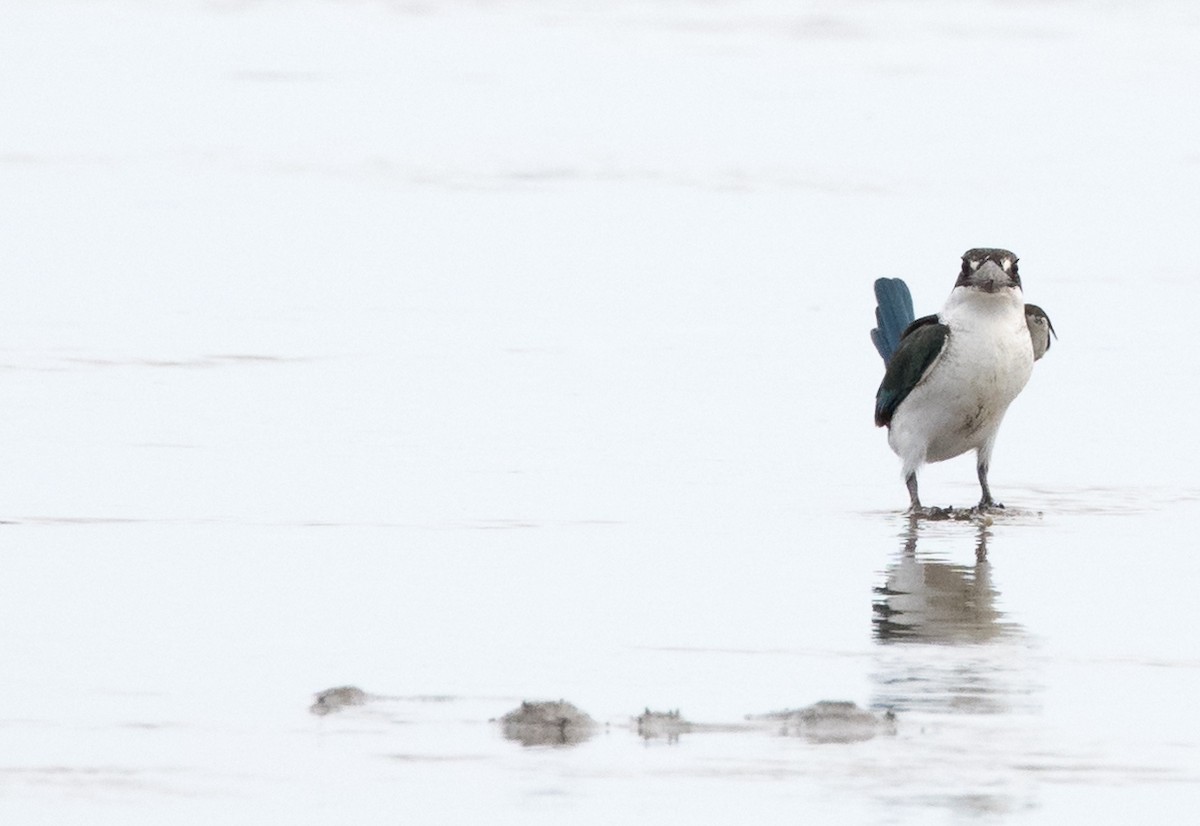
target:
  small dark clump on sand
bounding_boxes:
[636,708,694,741]
[497,700,596,747]
[310,686,370,716]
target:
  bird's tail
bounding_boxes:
[870,277,915,366]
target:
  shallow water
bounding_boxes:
[2,0,1200,822]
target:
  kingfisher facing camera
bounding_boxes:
[871,248,1055,514]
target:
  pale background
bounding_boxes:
[1,1,1198,823]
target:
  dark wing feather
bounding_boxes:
[874,317,948,427]
[870,278,916,365]
[1024,304,1056,361]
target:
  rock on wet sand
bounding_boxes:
[310,686,370,716]
[748,701,896,743]
[497,700,596,747]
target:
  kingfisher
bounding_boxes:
[871,248,1055,514]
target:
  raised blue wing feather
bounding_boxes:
[871,278,916,365]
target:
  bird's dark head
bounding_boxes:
[955,248,1021,293]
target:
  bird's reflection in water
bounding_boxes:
[871,518,1037,715]
[874,519,1015,644]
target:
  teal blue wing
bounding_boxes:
[874,317,948,427]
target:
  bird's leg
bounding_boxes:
[905,472,922,512]
[906,473,949,518]
[976,460,1004,511]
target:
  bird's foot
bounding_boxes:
[906,505,953,520]
[974,500,1005,514]
[908,504,997,522]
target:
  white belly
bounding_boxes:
[888,289,1034,474]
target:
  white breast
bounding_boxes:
[888,286,1034,474]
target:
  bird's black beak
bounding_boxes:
[969,260,1017,293]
